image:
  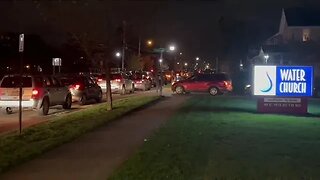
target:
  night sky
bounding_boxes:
[0,0,319,63]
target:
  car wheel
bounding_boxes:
[79,94,87,105]
[63,94,72,109]
[96,91,103,103]
[175,86,185,94]
[209,87,219,96]
[2,107,13,114]
[121,86,126,95]
[38,97,49,116]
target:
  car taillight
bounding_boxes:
[97,78,103,82]
[136,80,142,83]
[115,79,121,82]
[32,89,39,95]
[31,89,40,99]
[70,84,83,90]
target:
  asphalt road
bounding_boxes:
[0,89,158,135]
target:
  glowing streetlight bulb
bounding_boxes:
[115,52,121,57]
[196,57,200,61]
[169,45,175,51]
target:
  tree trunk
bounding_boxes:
[105,62,113,111]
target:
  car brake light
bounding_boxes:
[32,89,39,95]
[115,79,121,82]
[31,89,40,99]
[75,84,81,90]
[97,78,103,82]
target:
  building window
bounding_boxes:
[303,29,310,42]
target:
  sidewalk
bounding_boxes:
[0,92,188,180]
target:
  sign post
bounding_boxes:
[52,58,62,75]
[19,34,24,134]
[254,65,313,114]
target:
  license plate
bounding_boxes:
[7,90,20,96]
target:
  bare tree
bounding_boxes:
[32,0,115,110]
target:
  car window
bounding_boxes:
[87,77,95,85]
[43,76,52,87]
[0,76,32,88]
[213,74,230,81]
[52,77,62,87]
[60,77,72,86]
[33,76,44,87]
[111,74,122,80]
[194,75,206,81]
[82,77,90,86]
[132,74,143,80]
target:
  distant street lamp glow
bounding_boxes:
[184,62,188,66]
[159,58,163,63]
[196,57,200,61]
[147,40,153,46]
[115,52,121,57]
[179,52,182,55]
[169,45,175,51]
[264,54,269,64]
[177,62,180,65]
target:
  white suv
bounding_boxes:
[0,75,72,115]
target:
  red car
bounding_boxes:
[172,73,232,96]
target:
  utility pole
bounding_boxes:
[18,33,24,135]
[121,21,126,71]
[138,35,141,58]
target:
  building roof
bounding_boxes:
[285,8,320,27]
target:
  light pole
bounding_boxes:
[121,21,126,71]
[153,44,176,96]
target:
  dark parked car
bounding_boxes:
[60,75,102,105]
[171,73,233,96]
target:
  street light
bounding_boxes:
[115,52,121,58]
[264,54,269,64]
[179,52,182,55]
[177,62,180,65]
[169,45,175,51]
[159,58,163,63]
[196,57,200,61]
[184,62,188,66]
[147,40,153,46]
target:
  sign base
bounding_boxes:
[257,97,308,114]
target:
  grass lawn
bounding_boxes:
[0,95,159,174]
[110,96,320,180]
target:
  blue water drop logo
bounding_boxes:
[260,72,273,93]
